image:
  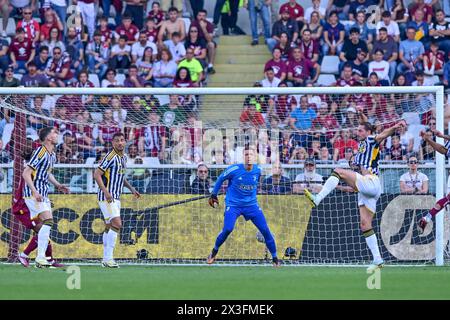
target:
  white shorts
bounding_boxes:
[355,173,382,214]
[99,200,121,223]
[25,198,52,220]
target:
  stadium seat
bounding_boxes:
[0,18,17,37]
[320,56,340,75]
[427,75,440,85]
[155,94,169,105]
[183,18,191,33]
[88,73,100,87]
[317,74,336,87]
[13,73,22,80]
[116,73,126,85]
[107,17,116,27]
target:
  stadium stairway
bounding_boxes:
[201,35,270,128]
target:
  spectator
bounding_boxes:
[73,71,94,110]
[319,146,332,162]
[423,41,445,76]
[302,10,323,43]
[289,146,308,163]
[312,102,339,138]
[274,32,292,61]
[147,1,165,29]
[56,132,83,164]
[261,162,292,194]
[98,108,120,145]
[158,94,187,127]
[247,0,271,46]
[158,7,186,47]
[138,111,167,158]
[142,18,159,44]
[336,63,359,86]
[220,0,245,36]
[385,134,407,160]
[126,144,139,164]
[429,9,450,53]
[376,10,400,42]
[419,129,435,161]
[412,69,434,86]
[322,11,345,56]
[266,6,298,53]
[261,67,281,88]
[74,0,96,40]
[65,26,85,75]
[287,47,320,86]
[123,0,145,30]
[190,163,212,194]
[279,0,304,30]
[297,28,319,63]
[339,27,368,71]
[239,102,265,128]
[127,157,150,193]
[397,26,424,75]
[350,11,374,49]
[336,147,354,163]
[326,0,349,20]
[39,8,63,42]
[164,31,186,63]
[177,48,204,85]
[333,130,358,161]
[190,9,216,73]
[391,0,409,36]
[41,27,65,57]
[407,8,430,45]
[9,27,35,74]
[33,45,49,73]
[136,47,154,84]
[348,0,374,21]
[0,34,8,74]
[289,95,317,132]
[110,96,127,126]
[115,14,140,45]
[109,35,131,71]
[349,48,369,82]
[96,16,113,48]
[399,155,429,194]
[86,30,109,79]
[45,48,74,87]
[372,27,398,84]
[293,157,323,193]
[184,25,207,68]
[173,66,194,88]
[132,32,158,63]
[17,6,40,44]
[369,49,390,86]
[0,66,20,86]
[153,48,177,87]
[124,64,145,87]
[304,0,326,23]
[21,61,49,87]
[409,0,433,24]
[264,47,287,82]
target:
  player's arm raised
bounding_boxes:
[420,130,448,155]
[48,173,70,193]
[375,120,407,144]
[22,166,42,202]
[431,129,450,142]
[94,168,114,202]
[124,178,140,199]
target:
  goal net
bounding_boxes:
[0,86,447,266]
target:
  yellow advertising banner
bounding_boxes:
[0,194,312,260]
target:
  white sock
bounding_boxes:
[315,175,340,204]
[105,228,118,261]
[20,252,28,258]
[425,213,432,223]
[365,233,382,262]
[102,232,108,261]
[37,224,51,259]
[208,63,213,68]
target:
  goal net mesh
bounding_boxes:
[0,88,448,265]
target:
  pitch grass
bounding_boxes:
[1,264,450,300]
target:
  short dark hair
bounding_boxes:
[378,27,388,33]
[39,45,49,53]
[122,14,132,20]
[302,28,311,34]
[39,127,54,142]
[381,10,391,17]
[198,9,207,15]
[152,1,160,7]
[349,27,360,34]
[361,122,374,133]
[369,71,379,78]
[172,31,181,38]
[374,49,384,55]
[168,6,178,13]
[343,62,353,70]
[27,61,36,68]
[112,132,125,140]
[119,35,128,41]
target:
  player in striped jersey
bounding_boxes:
[22,127,70,268]
[305,111,406,271]
[417,129,450,234]
[94,132,140,268]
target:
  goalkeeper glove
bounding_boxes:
[208,194,219,208]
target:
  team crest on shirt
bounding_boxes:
[358,142,366,153]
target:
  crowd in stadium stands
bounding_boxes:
[0,0,449,175]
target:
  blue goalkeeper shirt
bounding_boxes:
[212,164,261,207]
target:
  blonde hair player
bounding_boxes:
[304,110,406,271]
[94,132,141,268]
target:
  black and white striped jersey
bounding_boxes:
[23,146,56,198]
[97,149,127,201]
[353,135,380,176]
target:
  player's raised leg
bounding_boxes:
[305,168,358,207]
[207,207,240,264]
[418,194,450,234]
[247,205,280,267]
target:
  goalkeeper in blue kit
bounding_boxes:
[207,147,280,267]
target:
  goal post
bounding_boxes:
[0,85,446,266]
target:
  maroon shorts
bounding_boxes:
[13,212,36,230]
